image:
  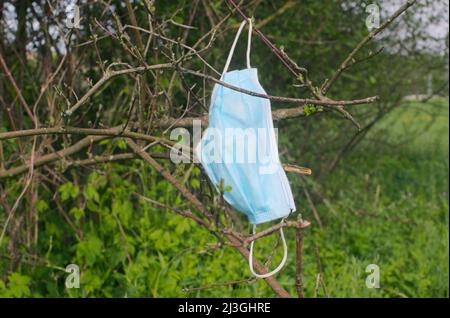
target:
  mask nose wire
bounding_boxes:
[248,218,288,278]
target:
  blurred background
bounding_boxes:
[0,0,448,297]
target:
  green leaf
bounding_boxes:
[190,178,200,189]
[76,234,103,266]
[116,139,127,150]
[84,184,100,203]
[112,199,133,227]
[36,200,49,212]
[70,207,85,221]
[59,182,79,201]
[6,273,31,297]
[82,269,103,295]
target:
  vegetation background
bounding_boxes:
[0,0,448,297]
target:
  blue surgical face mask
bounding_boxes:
[196,19,296,278]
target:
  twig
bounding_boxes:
[295,223,305,298]
[321,0,417,94]
[0,135,105,179]
[0,125,308,179]
[66,63,172,114]
[239,220,310,245]
[225,0,303,78]
[0,126,178,148]
[0,138,37,245]
[254,1,296,29]
[314,245,329,297]
[303,187,323,230]
[65,153,169,167]
[283,164,312,175]
[181,67,379,107]
[51,151,311,178]
[225,232,292,298]
[313,273,321,298]
[135,193,212,230]
[0,53,36,125]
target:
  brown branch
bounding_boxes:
[239,220,311,245]
[65,152,169,167]
[343,47,385,71]
[0,97,375,142]
[181,67,379,107]
[124,0,144,50]
[135,193,212,230]
[149,105,310,129]
[225,0,303,78]
[0,53,36,125]
[66,63,172,114]
[283,164,312,176]
[295,223,305,298]
[0,125,298,297]
[224,0,417,130]
[225,232,292,298]
[0,135,105,179]
[0,126,178,148]
[303,187,323,230]
[55,151,313,177]
[0,125,311,179]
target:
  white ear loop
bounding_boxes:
[248,219,288,278]
[246,17,252,69]
[221,20,246,79]
[221,18,253,79]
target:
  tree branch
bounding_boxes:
[66,63,172,114]
[295,222,305,298]
[248,220,310,244]
[321,0,417,94]
[181,67,379,107]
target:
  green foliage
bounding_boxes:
[0,273,31,297]
[292,99,449,297]
[304,104,324,116]
[59,182,79,201]
[0,100,447,298]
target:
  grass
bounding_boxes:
[295,98,449,297]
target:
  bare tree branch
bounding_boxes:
[321,0,417,94]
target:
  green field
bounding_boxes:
[295,98,449,297]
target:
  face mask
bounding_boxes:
[196,19,296,278]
